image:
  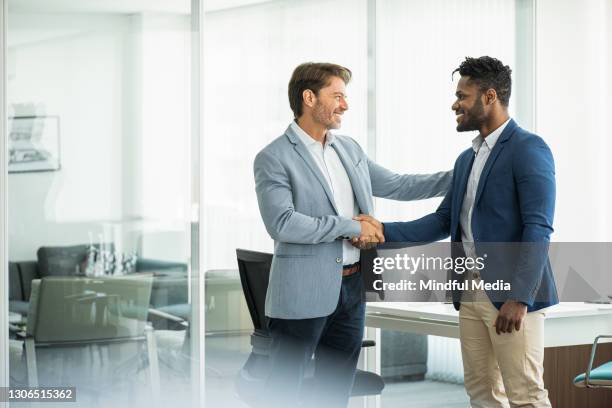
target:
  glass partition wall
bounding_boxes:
[4,0,201,406]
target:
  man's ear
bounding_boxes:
[485,88,498,105]
[302,89,315,108]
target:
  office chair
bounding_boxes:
[574,334,612,388]
[235,249,384,404]
[23,275,160,402]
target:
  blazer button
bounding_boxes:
[336,257,342,263]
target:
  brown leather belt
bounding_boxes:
[342,262,360,277]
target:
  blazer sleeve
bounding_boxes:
[367,159,453,201]
[254,150,361,244]
[508,136,556,305]
[382,180,453,243]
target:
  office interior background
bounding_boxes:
[1,0,611,407]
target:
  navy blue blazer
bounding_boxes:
[384,119,559,312]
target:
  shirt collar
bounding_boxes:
[290,120,335,147]
[471,118,511,153]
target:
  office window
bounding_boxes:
[203,0,368,270]
[536,0,612,241]
[375,0,518,222]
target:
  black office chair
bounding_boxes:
[235,249,384,404]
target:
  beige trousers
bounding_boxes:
[459,288,552,408]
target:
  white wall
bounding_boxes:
[8,13,129,260]
[536,0,611,241]
[133,14,192,262]
[7,12,191,261]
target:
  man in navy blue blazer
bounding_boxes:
[357,56,557,407]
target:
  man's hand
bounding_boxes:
[354,215,384,239]
[494,300,527,334]
[350,215,384,249]
[351,238,377,250]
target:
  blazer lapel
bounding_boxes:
[473,120,517,206]
[285,127,340,214]
[332,140,369,214]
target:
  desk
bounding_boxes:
[205,269,252,337]
[362,302,612,408]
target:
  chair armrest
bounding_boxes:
[586,334,612,387]
[148,308,189,328]
[13,329,28,339]
[361,340,376,348]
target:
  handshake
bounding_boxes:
[351,214,384,249]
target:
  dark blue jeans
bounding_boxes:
[265,271,365,408]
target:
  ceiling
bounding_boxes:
[8,0,275,14]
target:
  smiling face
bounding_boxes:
[452,76,487,132]
[310,76,349,130]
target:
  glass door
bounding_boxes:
[0,0,7,395]
[3,0,202,406]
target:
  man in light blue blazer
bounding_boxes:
[359,57,557,407]
[254,62,451,407]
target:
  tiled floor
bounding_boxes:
[9,331,470,407]
[205,333,470,408]
[380,380,469,407]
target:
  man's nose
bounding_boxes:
[340,97,349,111]
[451,101,459,111]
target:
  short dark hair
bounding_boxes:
[288,62,352,118]
[453,56,512,106]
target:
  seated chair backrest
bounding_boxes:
[26,275,153,343]
[9,262,23,301]
[236,249,273,333]
[19,261,41,301]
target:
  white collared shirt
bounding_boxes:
[460,118,511,260]
[290,121,360,265]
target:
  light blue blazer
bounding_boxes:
[254,124,451,319]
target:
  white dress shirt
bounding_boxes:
[291,121,360,265]
[460,118,511,262]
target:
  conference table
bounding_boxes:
[361,302,612,408]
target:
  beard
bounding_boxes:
[456,97,486,132]
[312,101,341,130]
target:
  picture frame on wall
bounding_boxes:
[8,115,61,173]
